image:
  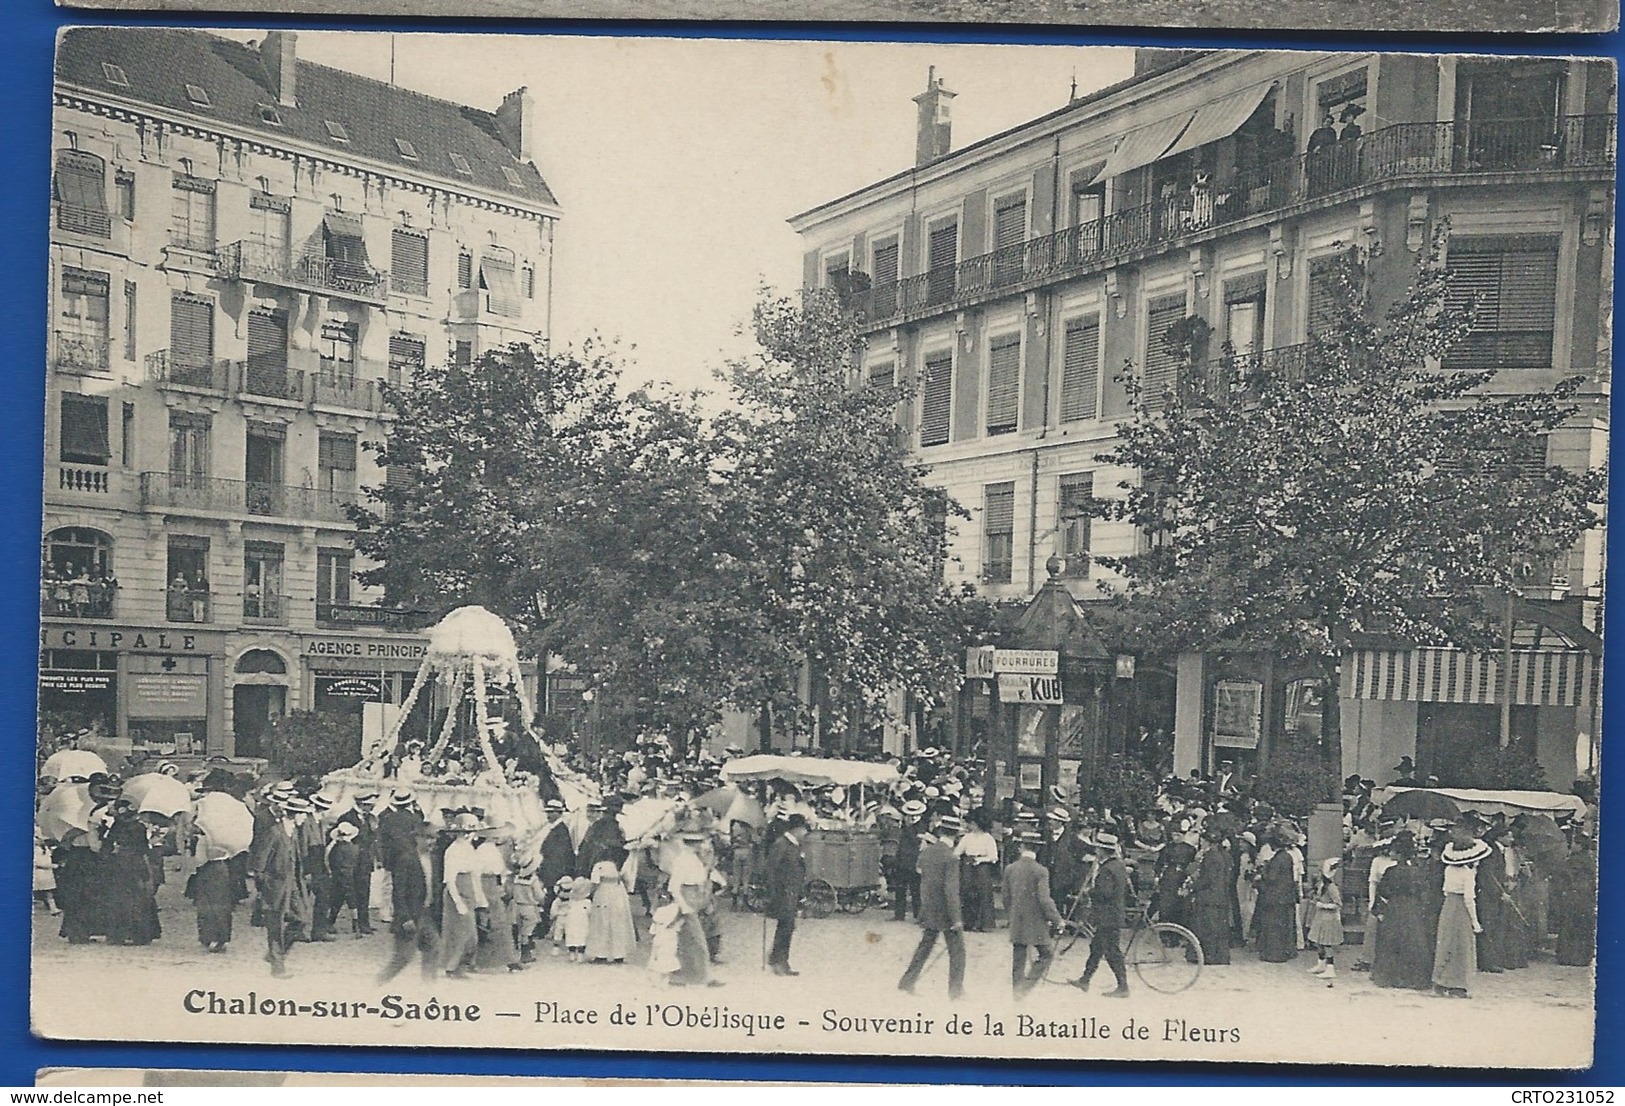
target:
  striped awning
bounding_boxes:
[1341,647,1596,708]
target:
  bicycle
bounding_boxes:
[1042,884,1204,994]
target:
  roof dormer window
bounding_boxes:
[258,104,284,126]
[102,63,128,87]
[449,153,473,176]
[184,83,211,108]
[395,138,419,160]
[325,120,350,143]
[500,166,523,188]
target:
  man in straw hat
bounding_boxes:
[536,798,576,921]
[1003,830,1064,998]
[891,798,927,922]
[898,814,966,999]
[441,812,488,978]
[258,795,314,977]
[1432,818,1490,998]
[1069,831,1131,997]
[764,813,810,976]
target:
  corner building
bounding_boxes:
[790,50,1612,793]
[43,28,559,760]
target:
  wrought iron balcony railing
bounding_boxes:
[218,240,388,302]
[845,115,1616,329]
[165,588,212,624]
[41,581,117,620]
[51,331,110,375]
[147,349,230,392]
[56,204,111,239]
[140,472,359,525]
[242,592,289,624]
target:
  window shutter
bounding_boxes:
[985,483,1016,532]
[60,395,111,465]
[481,253,520,316]
[920,354,953,447]
[994,198,1026,251]
[457,251,473,289]
[319,433,358,471]
[1307,252,1354,338]
[1224,271,1267,304]
[1445,235,1559,368]
[1142,294,1187,410]
[390,229,429,294]
[1060,315,1101,423]
[872,239,899,286]
[54,151,109,214]
[928,223,958,271]
[986,336,1021,435]
[868,361,895,388]
[169,293,214,369]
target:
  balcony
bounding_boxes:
[41,580,117,620]
[147,349,230,393]
[55,204,111,239]
[51,332,110,376]
[846,115,1616,330]
[164,231,219,271]
[166,587,212,624]
[237,358,305,404]
[57,464,112,495]
[1177,343,1313,407]
[243,592,289,625]
[317,602,432,631]
[218,240,389,304]
[391,272,430,298]
[140,472,359,525]
[308,363,387,414]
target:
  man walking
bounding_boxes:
[891,800,925,922]
[898,814,965,999]
[1071,831,1131,997]
[764,813,809,976]
[257,795,313,978]
[536,799,576,921]
[1003,830,1064,998]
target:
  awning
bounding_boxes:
[1341,647,1595,708]
[1090,112,1195,184]
[721,754,900,789]
[322,212,371,267]
[1375,786,1587,819]
[1161,83,1274,162]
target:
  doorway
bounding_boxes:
[233,683,285,758]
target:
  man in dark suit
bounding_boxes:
[337,791,379,935]
[892,800,925,921]
[764,813,809,976]
[898,814,966,998]
[1003,830,1064,997]
[258,796,313,978]
[535,799,576,921]
[1071,831,1131,997]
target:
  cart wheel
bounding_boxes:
[1042,920,1092,984]
[741,884,766,914]
[836,888,869,914]
[1127,921,1203,993]
[803,879,836,919]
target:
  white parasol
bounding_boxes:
[42,749,107,782]
[38,783,94,841]
[193,791,255,861]
[123,773,193,819]
[721,754,900,789]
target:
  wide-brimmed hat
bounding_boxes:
[281,796,314,815]
[1320,857,1341,879]
[544,798,566,814]
[1442,840,1493,866]
[1091,831,1122,851]
[900,799,927,819]
[935,814,963,834]
[1046,805,1071,824]
[1016,830,1044,846]
[390,788,416,808]
[331,823,359,841]
[917,747,940,759]
[1047,785,1069,805]
[447,812,481,833]
[309,794,335,812]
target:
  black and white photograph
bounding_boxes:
[35,30,1607,1068]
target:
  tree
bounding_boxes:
[263,711,362,777]
[712,288,974,745]
[1094,228,1605,769]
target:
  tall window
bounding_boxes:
[317,548,353,609]
[1443,235,1560,369]
[453,340,473,369]
[53,149,110,237]
[243,541,285,621]
[247,194,292,261]
[1223,273,1267,359]
[1142,293,1188,412]
[1307,251,1357,339]
[59,394,110,466]
[121,403,135,468]
[122,281,136,363]
[1060,314,1101,423]
[57,268,110,374]
[926,219,958,306]
[986,334,1021,436]
[1073,181,1106,256]
[919,352,953,448]
[923,487,949,568]
[165,536,210,623]
[456,249,473,290]
[992,194,1026,285]
[982,482,1016,585]
[168,412,210,486]
[391,228,430,297]
[170,175,216,251]
[480,249,520,316]
[244,424,285,515]
[318,321,358,383]
[1058,473,1094,575]
[823,252,850,288]
[871,236,900,316]
[322,212,374,284]
[114,169,135,223]
[389,333,426,389]
[319,432,359,501]
[244,308,290,396]
[168,292,215,381]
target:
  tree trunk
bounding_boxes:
[1321,652,1343,785]
[757,700,772,753]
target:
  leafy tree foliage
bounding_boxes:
[1094,228,1605,764]
[263,710,362,777]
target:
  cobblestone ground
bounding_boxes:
[74,0,1598,31]
[33,869,1593,1068]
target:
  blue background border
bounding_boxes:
[0,4,1617,1083]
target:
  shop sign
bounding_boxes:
[39,671,114,694]
[964,646,995,678]
[315,673,387,700]
[1018,762,1044,789]
[129,673,208,718]
[998,672,1063,704]
[40,626,201,653]
[993,649,1058,675]
[304,638,428,662]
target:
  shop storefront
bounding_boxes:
[302,634,431,752]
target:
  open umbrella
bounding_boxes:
[193,791,254,860]
[42,749,107,782]
[1380,788,1462,822]
[692,786,739,817]
[1511,812,1567,870]
[38,783,93,841]
[123,773,193,819]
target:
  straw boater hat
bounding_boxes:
[281,796,314,815]
[447,811,481,834]
[900,799,927,819]
[1046,805,1071,824]
[390,788,415,809]
[1091,831,1122,853]
[1048,785,1069,805]
[309,793,334,812]
[332,823,359,842]
[936,814,964,834]
[1442,840,1493,866]
[544,798,566,814]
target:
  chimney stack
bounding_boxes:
[495,86,537,164]
[262,31,298,108]
[913,66,955,167]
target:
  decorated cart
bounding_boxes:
[720,754,899,915]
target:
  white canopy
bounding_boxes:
[1378,785,1588,819]
[721,754,900,789]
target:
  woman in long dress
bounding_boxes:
[585,859,636,962]
[1188,825,1232,965]
[1370,835,1433,990]
[1551,836,1596,967]
[1432,833,1489,997]
[1253,829,1299,963]
[188,821,238,953]
[103,803,161,946]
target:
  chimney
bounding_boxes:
[262,31,298,108]
[495,86,537,164]
[913,66,955,167]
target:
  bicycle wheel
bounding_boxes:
[803,879,837,919]
[836,888,871,914]
[1042,922,1093,984]
[1126,921,1203,993]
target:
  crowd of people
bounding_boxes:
[35,735,1598,1006]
